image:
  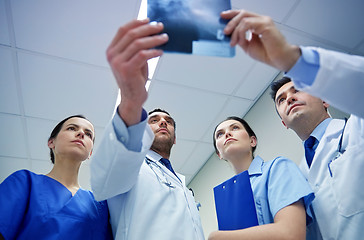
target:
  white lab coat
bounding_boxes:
[90,120,204,240]
[297,47,364,239]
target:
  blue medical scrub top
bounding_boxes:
[0,170,112,240]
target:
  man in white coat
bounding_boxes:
[90,20,204,240]
[220,9,364,240]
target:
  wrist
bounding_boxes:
[281,45,301,72]
[118,100,143,127]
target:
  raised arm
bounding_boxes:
[106,19,168,126]
[90,19,168,200]
[221,10,300,72]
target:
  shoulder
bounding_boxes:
[261,157,303,181]
[263,156,297,171]
[2,169,37,183]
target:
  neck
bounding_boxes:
[46,156,82,195]
[293,115,330,141]
[150,147,171,160]
[226,152,253,175]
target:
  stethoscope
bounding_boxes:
[328,118,347,177]
[145,158,176,188]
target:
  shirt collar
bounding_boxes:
[248,156,264,176]
[307,118,332,142]
[146,150,163,162]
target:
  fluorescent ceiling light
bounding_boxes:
[114,0,159,112]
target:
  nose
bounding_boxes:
[286,92,297,105]
[76,129,85,139]
[225,130,232,138]
[159,118,168,127]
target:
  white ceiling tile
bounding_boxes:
[201,96,253,143]
[170,139,197,171]
[0,0,10,46]
[180,142,214,175]
[0,48,21,114]
[154,47,255,95]
[145,81,228,141]
[0,157,31,182]
[11,0,141,67]
[285,0,364,49]
[279,26,344,52]
[231,0,299,22]
[234,62,278,100]
[0,114,28,158]
[17,52,118,127]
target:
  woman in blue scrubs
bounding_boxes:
[0,115,112,240]
[209,116,314,240]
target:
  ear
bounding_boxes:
[250,136,257,148]
[323,101,330,109]
[281,120,288,129]
[48,138,55,149]
[217,151,222,160]
[88,149,93,159]
[173,135,176,145]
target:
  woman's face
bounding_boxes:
[48,117,94,162]
[214,119,256,160]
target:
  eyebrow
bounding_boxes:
[216,123,239,135]
[149,115,175,124]
[65,123,94,135]
[275,86,296,103]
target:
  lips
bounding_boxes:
[72,140,84,147]
[157,128,169,134]
[224,138,237,145]
[287,102,304,115]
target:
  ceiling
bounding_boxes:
[1,0,364,187]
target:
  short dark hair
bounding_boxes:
[213,116,257,157]
[148,108,176,129]
[48,115,93,164]
[270,76,292,101]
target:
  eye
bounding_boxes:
[277,97,285,105]
[149,119,157,123]
[215,131,223,139]
[232,125,239,130]
[67,126,76,131]
[85,132,93,139]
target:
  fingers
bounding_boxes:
[108,18,149,49]
[106,19,168,65]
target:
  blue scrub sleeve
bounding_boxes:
[0,170,31,239]
[267,157,314,221]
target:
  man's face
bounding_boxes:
[148,112,176,148]
[274,81,329,129]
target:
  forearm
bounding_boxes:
[209,201,306,240]
[209,223,304,240]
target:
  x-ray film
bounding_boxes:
[147,0,235,57]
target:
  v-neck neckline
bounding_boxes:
[43,174,81,197]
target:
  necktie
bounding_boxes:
[159,158,180,181]
[304,136,317,167]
